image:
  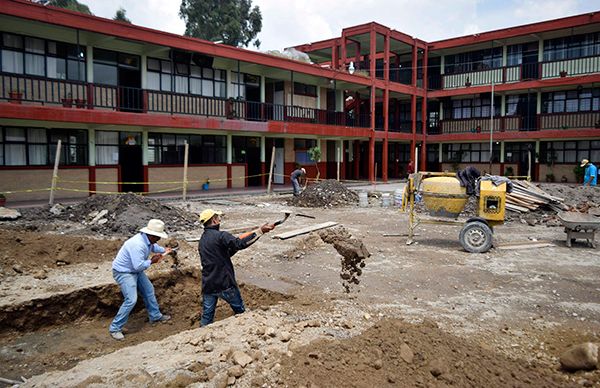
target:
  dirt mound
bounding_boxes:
[280,319,575,387]
[319,226,369,292]
[0,228,123,278]
[290,180,358,208]
[20,194,198,236]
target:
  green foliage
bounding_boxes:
[308,146,322,180]
[113,7,131,23]
[573,165,585,183]
[504,166,514,177]
[47,0,93,15]
[179,0,262,48]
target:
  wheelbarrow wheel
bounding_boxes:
[459,221,493,253]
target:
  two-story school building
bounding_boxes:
[1,0,599,201]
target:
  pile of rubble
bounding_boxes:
[290,180,359,208]
[22,194,198,236]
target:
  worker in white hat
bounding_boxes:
[290,166,307,196]
[197,209,274,326]
[109,219,173,340]
[580,159,597,187]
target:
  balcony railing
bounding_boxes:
[434,54,600,90]
[430,112,600,134]
[0,72,370,128]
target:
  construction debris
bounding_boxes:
[290,180,358,208]
[505,180,567,214]
[272,221,338,240]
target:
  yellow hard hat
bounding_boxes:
[199,209,222,224]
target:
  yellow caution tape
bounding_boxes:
[0,188,52,194]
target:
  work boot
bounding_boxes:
[110,331,124,341]
[154,314,171,323]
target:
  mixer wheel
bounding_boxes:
[459,221,493,253]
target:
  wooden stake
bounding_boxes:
[182,142,189,201]
[267,145,276,194]
[337,146,341,182]
[49,139,61,205]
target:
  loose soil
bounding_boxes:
[291,179,359,207]
[280,319,576,387]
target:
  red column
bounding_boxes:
[369,28,376,182]
[88,166,96,196]
[354,140,360,179]
[420,45,428,171]
[383,88,389,182]
[332,42,339,70]
[340,33,347,71]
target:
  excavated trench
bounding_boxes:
[0,270,290,381]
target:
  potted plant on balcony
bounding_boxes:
[75,98,86,108]
[9,90,23,104]
[559,70,568,78]
[0,193,6,207]
[62,93,73,108]
[464,77,472,87]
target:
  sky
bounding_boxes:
[79,0,599,51]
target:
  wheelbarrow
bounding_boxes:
[557,211,600,248]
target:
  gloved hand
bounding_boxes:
[260,223,275,233]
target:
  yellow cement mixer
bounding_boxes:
[402,172,507,253]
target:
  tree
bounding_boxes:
[47,0,93,15]
[113,7,132,23]
[179,0,262,48]
[308,146,322,182]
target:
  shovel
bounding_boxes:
[239,211,291,240]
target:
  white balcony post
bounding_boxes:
[86,46,93,82]
[500,142,505,163]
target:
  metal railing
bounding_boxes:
[539,111,600,130]
[431,116,522,134]
[0,72,370,128]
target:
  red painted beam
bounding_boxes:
[430,11,600,50]
[0,103,372,137]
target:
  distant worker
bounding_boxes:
[109,219,173,340]
[407,160,414,176]
[291,167,306,196]
[198,209,275,326]
[581,159,597,187]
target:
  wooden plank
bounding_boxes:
[272,221,338,240]
[496,242,555,250]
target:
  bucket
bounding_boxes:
[381,193,391,208]
[358,192,368,207]
[394,188,403,206]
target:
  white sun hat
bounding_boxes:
[140,219,168,239]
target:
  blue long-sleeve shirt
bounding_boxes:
[112,233,165,273]
[584,163,597,186]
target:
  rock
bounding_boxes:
[280,331,292,342]
[227,365,244,378]
[232,350,253,367]
[97,218,108,225]
[265,327,277,337]
[0,207,21,220]
[429,359,448,377]
[49,204,65,215]
[341,321,354,329]
[560,343,598,371]
[189,338,200,346]
[372,359,383,369]
[400,344,414,364]
[90,209,109,224]
[33,270,47,280]
[213,372,228,388]
[12,265,23,274]
[203,342,214,352]
[226,376,236,386]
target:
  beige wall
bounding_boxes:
[540,164,577,183]
[95,168,119,194]
[231,165,246,188]
[284,138,295,163]
[148,165,228,192]
[0,168,89,202]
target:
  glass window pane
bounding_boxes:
[201,79,213,97]
[190,78,201,95]
[24,37,44,54]
[96,131,119,145]
[5,144,26,165]
[47,57,66,79]
[175,76,188,93]
[27,128,46,143]
[25,53,44,76]
[3,34,22,49]
[203,68,213,79]
[93,63,117,85]
[96,145,119,165]
[216,82,225,98]
[67,60,85,81]
[148,58,160,71]
[190,65,201,77]
[161,60,171,73]
[566,99,578,112]
[28,144,47,165]
[2,50,23,73]
[161,74,172,91]
[147,72,160,90]
[6,127,25,142]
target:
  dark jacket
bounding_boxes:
[198,224,255,294]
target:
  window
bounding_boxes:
[148,57,226,97]
[0,127,86,166]
[0,32,85,80]
[444,47,502,74]
[544,32,600,61]
[542,88,600,114]
[93,49,139,86]
[446,97,500,119]
[294,139,317,164]
[148,133,226,164]
[540,141,600,164]
[293,82,317,97]
[96,131,119,165]
[442,143,499,163]
[231,71,259,100]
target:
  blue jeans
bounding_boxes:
[109,270,164,333]
[291,178,301,195]
[200,286,245,326]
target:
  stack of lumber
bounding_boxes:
[505,180,567,213]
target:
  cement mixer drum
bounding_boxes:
[421,176,468,218]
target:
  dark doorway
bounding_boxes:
[326,140,337,180]
[233,136,261,186]
[521,43,539,81]
[119,144,143,192]
[117,53,142,112]
[516,92,538,130]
